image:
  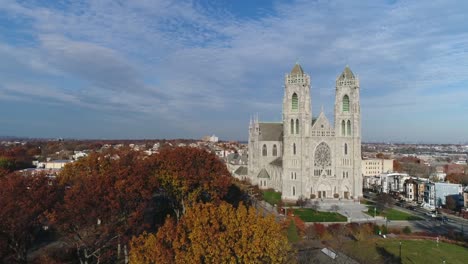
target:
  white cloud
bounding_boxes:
[0,0,467,141]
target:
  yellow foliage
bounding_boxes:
[130,202,292,264]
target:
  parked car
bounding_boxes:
[426,211,437,217]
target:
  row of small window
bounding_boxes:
[262,144,279,156]
[311,131,334,137]
[287,78,305,84]
[341,120,352,136]
[342,158,351,166]
[265,143,346,157]
[314,169,332,176]
[259,180,268,187]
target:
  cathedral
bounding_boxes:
[248,63,362,201]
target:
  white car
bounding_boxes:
[426,211,437,217]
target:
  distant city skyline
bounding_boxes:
[1,0,467,144]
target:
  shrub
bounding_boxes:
[380,224,388,235]
[313,223,328,239]
[310,194,316,199]
[374,225,380,235]
[333,193,339,198]
[403,226,412,234]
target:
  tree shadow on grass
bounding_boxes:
[376,246,401,264]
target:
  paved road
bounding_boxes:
[364,197,468,237]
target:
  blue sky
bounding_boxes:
[0,0,467,143]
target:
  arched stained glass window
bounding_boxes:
[344,143,348,155]
[262,144,267,156]
[341,120,346,136]
[347,120,351,136]
[292,93,298,111]
[290,119,294,134]
[292,186,296,196]
[296,119,299,134]
[273,144,277,156]
[343,95,349,112]
[293,143,296,155]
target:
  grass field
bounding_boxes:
[262,190,281,206]
[293,208,347,222]
[343,239,468,264]
[286,220,300,243]
[366,206,423,220]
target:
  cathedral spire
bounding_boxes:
[290,62,304,76]
[338,65,355,80]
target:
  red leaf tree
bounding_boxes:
[0,173,61,263]
[153,147,232,219]
[51,149,158,263]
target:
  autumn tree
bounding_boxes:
[0,173,61,263]
[446,173,468,185]
[445,196,458,211]
[153,147,232,219]
[375,193,395,213]
[393,160,403,172]
[51,149,158,263]
[130,202,292,264]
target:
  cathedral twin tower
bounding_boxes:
[248,63,362,201]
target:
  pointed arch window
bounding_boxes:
[290,119,294,134]
[347,120,352,136]
[341,120,346,136]
[262,144,267,156]
[295,119,299,134]
[343,95,350,112]
[292,186,296,196]
[293,143,296,155]
[344,143,348,155]
[292,93,298,111]
[273,144,278,156]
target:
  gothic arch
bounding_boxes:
[344,143,348,155]
[347,120,352,136]
[293,143,296,155]
[341,120,346,136]
[317,183,331,198]
[342,94,349,112]
[292,93,298,111]
[296,119,299,134]
[262,144,267,156]
[272,144,278,156]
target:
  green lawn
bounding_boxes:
[293,208,347,222]
[343,239,468,264]
[366,206,422,221]
[286,220,300,243]
[262,190,281,206]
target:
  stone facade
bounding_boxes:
[248,64,362,201]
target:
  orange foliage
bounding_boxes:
[130,202,291,264]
